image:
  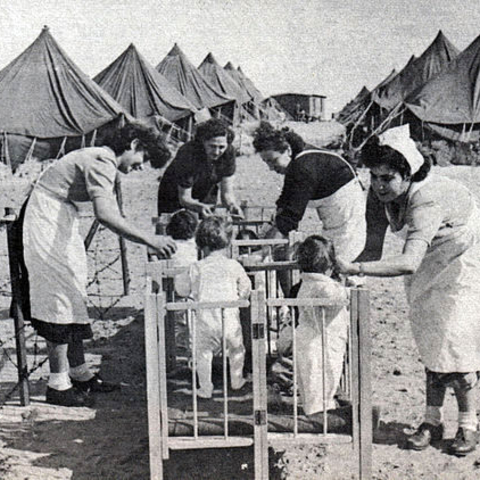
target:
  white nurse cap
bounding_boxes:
[378,124,424,175]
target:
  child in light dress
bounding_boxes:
[295,235,349,415]
[166,209,198,269]
[176,216,251,398]
[165,209,199,353]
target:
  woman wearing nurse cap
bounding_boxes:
[339,124,480,456]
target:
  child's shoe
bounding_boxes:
[231,377,249,390]
[197,387,213,399]
[449,427,479,456]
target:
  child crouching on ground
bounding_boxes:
[176,216,251,398]
[295,235,349,415]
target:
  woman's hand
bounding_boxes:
[228,203,244,219]
[200,204,214,218]
[150,236,177,259]
[336,257,359,276]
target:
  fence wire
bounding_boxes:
[0,215,130,406]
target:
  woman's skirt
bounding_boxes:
[406,206,480,372]
[23,188,89,325]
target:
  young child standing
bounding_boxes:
[165,209,198,269]
[165,209,199,353]
[176,216,251,398]
[295,235,349,415]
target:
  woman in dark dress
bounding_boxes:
[157,119,243,218]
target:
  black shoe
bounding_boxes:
[71,373,120,393]
[406,422,444,450]
[46,386,95,407]
[449,427,478,456]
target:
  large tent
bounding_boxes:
[224,62,263,105]
[0,26,126,170]
[405,32,480,142]
[94,44,197,140]
[336,86,370,125]
[156,44,235,121]
[372,31,459,112]
[198,52,254,122]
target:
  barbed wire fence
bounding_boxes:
[0,213,134,407]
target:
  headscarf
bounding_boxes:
[378,124,424,175]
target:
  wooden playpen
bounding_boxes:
[144,257,372,480]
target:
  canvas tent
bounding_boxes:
[337,69,397,128]
[260,97,293,122]
[405,32,480,142]
[0,26,126,170]
[372,31,459,112]
[156,44,235,122]
[94,44,197,142]
[198,52,254,122]
[337,86,370,125]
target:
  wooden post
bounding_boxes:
[145,284,163,480]
[357,289,372,480]
[251,289,269,480]
[115,178,130,295]
[5,209,30,406]
[350,288,372,480]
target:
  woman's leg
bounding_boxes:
[450,374,479,455]
[67,337,94,381]
[46,341,71,390]
[406,371,445,450]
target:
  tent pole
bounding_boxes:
[90,129,98,147]
[56,136,67,159]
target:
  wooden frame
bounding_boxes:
[144,260,372,480]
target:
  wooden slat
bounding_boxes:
[266,298,349,307]
[156,292,170,460]
[349,289,361,473]
[165,300,250,311]
[144,291,163,480]
[251,290,269,480]
[168,437,254,449]
[357,289,372,480]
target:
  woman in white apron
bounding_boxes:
[339,124,480,456]
[23,123,176,407]
[252,122,366,293]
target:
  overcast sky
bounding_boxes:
[1,0,480,113]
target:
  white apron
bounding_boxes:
[23,187,89,325]
[299,150,366,263]
[389,185,480,372]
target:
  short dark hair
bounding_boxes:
[296,235,337,276]
[361,135,431,182]
[103,121,171,169]
[253,121,305,157]
[196,216,232,251]
[194,118,234,145]
[166,209,198,240]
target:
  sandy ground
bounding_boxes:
[1,122,480,479]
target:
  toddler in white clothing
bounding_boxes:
[176,216,251,398]
[165,210,198,353]
[295,235,349,415]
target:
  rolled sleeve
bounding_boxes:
[405,195,443,246]
[85,152,117,200]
